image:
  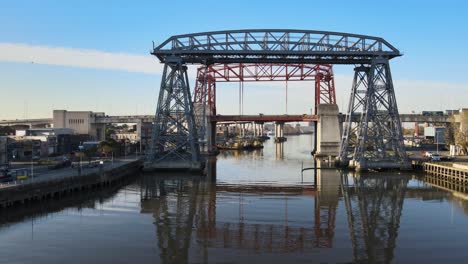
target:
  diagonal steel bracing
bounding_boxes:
[148,60,200,164]
[340,66,369,162]
[339,59,409,169]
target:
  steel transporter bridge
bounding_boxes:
[145,29,409,172]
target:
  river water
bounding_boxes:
[1,135,468,264]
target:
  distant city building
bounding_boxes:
[7,138,42,160]
[445,110,459,115]
[421,111,444,116]
[5,128,83,158]
[424,127,445,144]
[53,110,106,140]
[454,108,468,134]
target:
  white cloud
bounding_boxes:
[0,42,466,117]
[0,42,164,74]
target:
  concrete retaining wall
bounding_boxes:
[0,160,143,208]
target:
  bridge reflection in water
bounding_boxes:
[138,159,419,263]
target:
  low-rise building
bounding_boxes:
[424,127,445,144]
[7,138,42,160]
[12,128,77,156]
[53,110,106,140]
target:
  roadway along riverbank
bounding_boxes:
[0,158,143,208]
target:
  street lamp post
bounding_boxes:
[31,155,34,181]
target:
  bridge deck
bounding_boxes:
[0,114,451,127]
[210,115,318,123]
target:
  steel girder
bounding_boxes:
[193,63,335,114]
[192,63,336,147]
[148,61,200,164]
[193,67,216,113]
[201,63,333,82]
[152,30,400,64]
[315,70,336,113]
[339,60,408,167]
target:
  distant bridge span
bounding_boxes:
[212,114,451,124]
[211,114,318,123]
[0,113,451,128]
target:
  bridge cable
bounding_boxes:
[238,82,241,115]
[241,82,244,115]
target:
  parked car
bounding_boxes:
[0,165,13,182]
[431,154,441,161]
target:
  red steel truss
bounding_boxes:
[193,63,336,115]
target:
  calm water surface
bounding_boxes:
[1,135,468,264]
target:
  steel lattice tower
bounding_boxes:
[339,59,409,170]
[193,66,216,153]
[146,59,201,169]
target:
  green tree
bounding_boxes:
[99,139,120,156]
[105,127,115,140]
[83,146,98,163]
[445,116,456,146]
[402,128,415,136]
[455,131,468,153]
[100,144,113,154]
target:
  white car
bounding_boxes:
[424,151,433,158]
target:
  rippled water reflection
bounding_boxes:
[1,135,468,264]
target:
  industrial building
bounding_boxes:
[53,110,107,141]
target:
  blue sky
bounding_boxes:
[1,0,467,119]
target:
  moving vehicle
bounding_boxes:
[424,151,433,158]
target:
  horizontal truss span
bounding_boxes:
[153,29,400,64]
[205,63,332,82]
[211,114,318,123]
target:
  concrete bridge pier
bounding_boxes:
[91,123,106,141]
[251,122,257,137]
[275,142,284,159]
[274,122,286,142]
[253,122,264,137]
[207,121,217,155]
[315,104,340,159]
[240,123,246,137]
